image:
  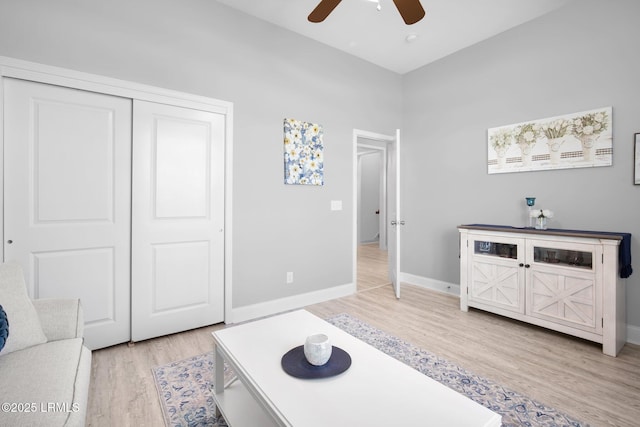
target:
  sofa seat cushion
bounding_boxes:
[0,338,86,426]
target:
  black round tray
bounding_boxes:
[281,345,351,379]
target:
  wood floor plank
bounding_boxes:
[86,246,640,427]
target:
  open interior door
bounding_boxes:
[387,129,402,298]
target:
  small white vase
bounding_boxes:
[579,134,598,162]
[495,146,507,168]
[519,143,533,166]
[546,138,564,165]
[535,217,547,230]
[304,334,332,366]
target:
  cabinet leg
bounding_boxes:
[460,293,469,312]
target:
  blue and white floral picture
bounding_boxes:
[284,118,324,185]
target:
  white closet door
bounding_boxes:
[3,78,132,350]
[131,100,225,342]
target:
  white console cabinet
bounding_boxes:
[458,225,627,356]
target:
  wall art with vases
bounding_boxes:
[487,107,612,174]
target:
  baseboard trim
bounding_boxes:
[400,273,460,297]
[230,282,356,324]
[627,324,640,345]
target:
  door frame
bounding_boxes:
[352,129,396,290]
[0,55,234,322]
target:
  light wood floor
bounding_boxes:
[87,245,640,427]
[357,242,390,291]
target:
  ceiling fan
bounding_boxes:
[308,0,425,25]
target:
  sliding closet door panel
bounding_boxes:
[3,78,132,350]
[132,100,224,342]
[152,242,210,310]
[34,248,116,323]
[155,118,210,218]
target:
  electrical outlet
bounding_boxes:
[286,272,294,284]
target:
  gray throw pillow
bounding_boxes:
[0,262,47,355]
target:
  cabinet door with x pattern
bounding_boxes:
[525,239,602,335]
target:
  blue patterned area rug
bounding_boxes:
[152,313,587,427]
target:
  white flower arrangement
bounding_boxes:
[514,123,541,146]
[489,128,513,150]
[541,119,572,139]
[530,209,554,219]
[572,110,609,139]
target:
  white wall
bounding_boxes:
[0,0,402,312]
[402,0,640,331]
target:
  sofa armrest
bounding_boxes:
[32,298,84,341]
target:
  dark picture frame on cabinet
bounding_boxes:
[635,133,640,185]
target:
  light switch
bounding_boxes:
[331,200,342,211]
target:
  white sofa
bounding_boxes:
[0,262,91,427]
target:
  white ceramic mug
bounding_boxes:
[304,333,332,366]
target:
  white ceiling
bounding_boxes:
[216,0,570,74]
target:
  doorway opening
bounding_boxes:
[353,130,395,293]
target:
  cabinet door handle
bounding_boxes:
[519,263,524,267]
[525,264,531,268]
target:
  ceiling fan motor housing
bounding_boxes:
[309,0,425,25]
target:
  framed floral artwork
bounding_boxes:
[284,118,324,185]
[635,133,640,185]
[487,107,612,174]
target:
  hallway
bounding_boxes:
[357,243,390,291]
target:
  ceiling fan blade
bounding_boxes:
[392,0,425,25]
[308,0,342,23]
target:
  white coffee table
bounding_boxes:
[211,310,501,427]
